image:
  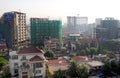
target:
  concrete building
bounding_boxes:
[30,18,62,47]
[0,11,29,50]
[96,17,120,40]
[95,18,102,26]
[9,47,46,78]
[44,38,61,51]
[67,16,88,34]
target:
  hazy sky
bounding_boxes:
[0,0,120,23]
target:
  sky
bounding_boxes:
[0,0,120,24]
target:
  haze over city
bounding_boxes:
[0,0,120,78]
[0,0,120,23]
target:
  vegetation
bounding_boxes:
[69,53,76,57]
[100,40,120,53]
[67,61,90,78]
[0,66,9,78]
[53,69,64,78]
[102,61,120,77]
[44,50,55,59]
[0,57,8,70]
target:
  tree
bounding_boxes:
[44,50,55,59]
[67,61,90,78]
[67,61,81,77]
[102,62,112,77]
[90,47,98,58]
[102,61,120,78]
[79,63,90,78]
[53,69,64,78]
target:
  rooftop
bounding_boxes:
[79,38,98,43]
[29,55,44,62]
[47,58,69,71]
[18,47,43,54]
[87,61,104,67]
[72,56,88,62]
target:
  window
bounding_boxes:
[21,56,26,60]
[14,63,18,67]
[34,75,42,78]
[14,69,18,74]
[12,55,18,60]
[36,70,41,74]
[34,63,43,68]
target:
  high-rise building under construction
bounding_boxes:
[30,18,62,47]
[0,11,29,50]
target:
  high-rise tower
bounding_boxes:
[0,11,29,50]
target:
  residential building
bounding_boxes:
[30,18,62,47]
[86,61,104,71]
[96,17,120,40]
[71,56,89,63]
[71,56,104,74]
[9,47,46,78]
[78,38,98,47]
[44,38,61,51]
[47,58,69,76]
[0,11,29,50]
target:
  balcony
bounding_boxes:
[20,64,30,71]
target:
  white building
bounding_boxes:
[9,47,46,78]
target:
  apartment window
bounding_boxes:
[34,63,43,68]
[36,70,41,74]
[14,69,18,74]
[14,63,18,67]
[12,55,18,60]
[34,75,42,78]
[21,56,27,60]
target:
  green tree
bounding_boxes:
[67,61,81,77]
[80,49,86,55]
[90,47,98,58]
[85,48,90,55]
[53,69,64,78]
[67,61,90,78]
[44,50,55,59]
[102,62,112,77]
[79,63,90,78]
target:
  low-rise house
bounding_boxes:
[9,47,46,78]
[86,61,104,71]
[71,56,89,63]
[47,58,69,76]
[71,56,104,74]
[44,38,61,52]
[78,38,98,47]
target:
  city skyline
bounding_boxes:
[0,0,120,23]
